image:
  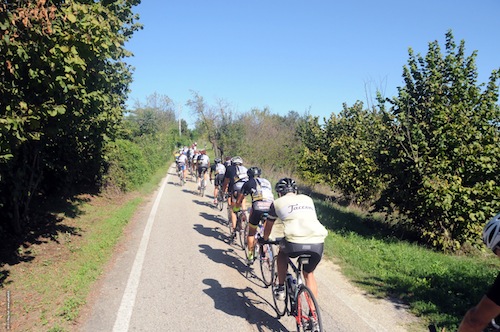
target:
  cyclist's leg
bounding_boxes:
[302,252,322,298]
[247,209,260,256]
[213,177,218,202]
[227,193,237,233]
[277,245,288,286]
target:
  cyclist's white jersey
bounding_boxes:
[177,154,188,164]
[268,193,327,244]
[192,153,200,163]
[215,163,226,175]
[198,155,209,167]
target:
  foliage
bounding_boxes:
[377,31,500,250]
[186,91,244,158]
[103,139,149,192]
[239,108,304,175]
[298,102,385,204]
[0,0,142,233]
[318,198,500,331]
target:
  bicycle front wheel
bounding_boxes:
[296,285,323,332]
[271,256,287,317]
[259,244,273,287]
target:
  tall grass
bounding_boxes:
[317,199,500,331]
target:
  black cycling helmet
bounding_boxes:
[247,167,261,178]
[214,158,222,164]
[275,178,297,195]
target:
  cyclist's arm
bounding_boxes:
[458,295,500,331]
[235,192,245,206]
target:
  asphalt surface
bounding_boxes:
[78,165,420,332]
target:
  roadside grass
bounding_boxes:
[317,199,500,331]
[1,165,169,331]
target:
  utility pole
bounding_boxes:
[178,104,182,137]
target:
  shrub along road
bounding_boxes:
[78,165,421,331]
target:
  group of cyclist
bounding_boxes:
[174,143,210,189]
[176,147,500,331]
[208,155,328,301]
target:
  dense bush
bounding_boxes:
[103,139,150,192]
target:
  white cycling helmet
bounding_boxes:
[231,156,243,165]
[482,213,500,251]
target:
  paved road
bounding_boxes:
[79,165,419,332]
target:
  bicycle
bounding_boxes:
[236,208,248,251]
[198,168,208,197]
[177,164,185,186]
[260,239,323,332]
[253,214,274,287]
[227,204,248,249]
[216,184,225,211]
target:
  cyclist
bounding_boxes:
[235,167,274,265]
[197,149,210,190]
[192,150,200,175]
[458,212,500,332]
[176,151,188,183]
[210,158,226,205]
[259,178,328,300]
[222,156,248,239]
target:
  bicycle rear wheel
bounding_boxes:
[271,256,287,317]
[296,285,323,332]
[239,216,248,252]
[259,244,273,287]
[200,179,205,197]
[217,190,225,211]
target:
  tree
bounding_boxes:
[377,31,500,250]
[0,0,142,233]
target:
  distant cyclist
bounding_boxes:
[458,212,500,332]
[222,156,248,240]
[210,158,226,205]
[196,149,210,190]
[235,167,274,265]
[260,178,328,300]
[176,151,188,183]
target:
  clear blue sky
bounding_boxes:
[125,1,500,125]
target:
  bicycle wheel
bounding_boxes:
[239,215,248,252]
[227,206,233,236]
[271,256,287,317]
[296,285,323,332]
[217,190,225,211]
[259,244,273,287]
[200,179,205,197]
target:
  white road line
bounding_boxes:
[112,172,170,332]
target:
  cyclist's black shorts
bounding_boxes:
[249,201,272,226]
[198,166,208,177]
[487,272,500,305]
[214,174,224,186]
[279,240,324,274]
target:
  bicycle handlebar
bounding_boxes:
[257,235,280,245]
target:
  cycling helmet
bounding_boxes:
[275,178,297,195]
[231,156,243,165]
[247,167,261,178]
[214,158,221,164]
[483,213,500,251]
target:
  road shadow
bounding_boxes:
[202,278,288,330]
[199,244,248,274]
[193,223,229,243]
[192,199,215,209]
